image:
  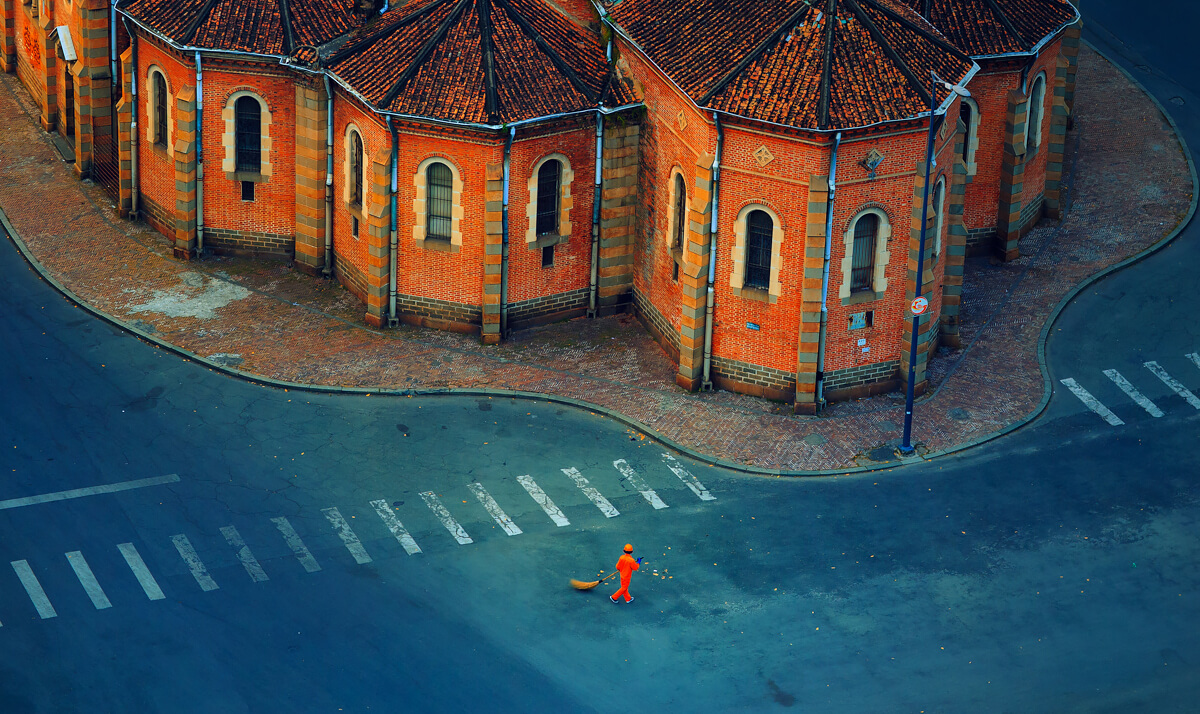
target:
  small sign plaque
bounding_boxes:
[746,322,760,331]
[910,296,930,316]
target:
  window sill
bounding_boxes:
[732,285,775,304]
[227,171,266,183]
[150,142,170,160]
[530,234,568,249]
[416,237,459,253]
[841,290,885,307]
[347,204,364,223]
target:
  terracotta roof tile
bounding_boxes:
[899,0,1078,57]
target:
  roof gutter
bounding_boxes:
[969,4,1081,62]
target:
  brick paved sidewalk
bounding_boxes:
[0,45,1191,473]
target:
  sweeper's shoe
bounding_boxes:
[627,597,634,604]
[610,595,619,604]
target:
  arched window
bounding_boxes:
[235,96,261,173]
[850,213,878,293]
[1025,73,1046,155]
[153,71,167,147]
[426,162,454,240]
[671,173,686,281]
[348,130,364,209]
[959,97,979,172]
[536,159,561,236]
[745,210,773,290]
[930,178,946,265]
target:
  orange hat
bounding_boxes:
[624,544,634,552]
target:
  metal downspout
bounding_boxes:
[500,126,514,337]
[109,2,118,104]
[700,113,723,391]
[194,51,204,254]
[815,131,842,408]
[388,117,399,327]
[588,111,603,318]
[124,17,140,220]
[322,74,334,276]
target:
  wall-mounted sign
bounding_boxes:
[910,296,929,316]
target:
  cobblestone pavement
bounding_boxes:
[0,45,1191,473]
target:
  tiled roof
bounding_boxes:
[328,0,627,124]
[608,0,976,131]
[899,0,1078,57]
[121,0,363,57]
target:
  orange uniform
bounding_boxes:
[611,552,640,603]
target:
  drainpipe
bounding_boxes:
[388,117,399,328]
[109,2,118,102]
[322,74,334,276]
[500,126,514,337]
[194,51,204,254]
[123,17,140,220]
[588,111,603,318]
[700,113,723,391]
[815,131,842,408]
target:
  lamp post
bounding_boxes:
[898,71,970,455]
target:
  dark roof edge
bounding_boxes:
[379,0,473,108]
[279,0,298,56]
[494,0,598,103]
[478,0,501,122]
[696,1,812,106]
[845,0,933,106]
[178,0,223,45]
[816,0,836,130]
[968,2,1081,61]
[859,0,972,64]
[326,0,455,68]
[979,0,1029,48]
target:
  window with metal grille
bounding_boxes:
[744,210,773,290]
[851,213,878,292]
[349,131,363,209]
[426,162,453,240]
[536,160,561,236]
[153,72,167,148]
[672,174,686,249]
[235,96,261,173]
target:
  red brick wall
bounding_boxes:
[15,3,42,110]
[331,97,389,300]
[136,39,190,239]
[1021,38,1064,216]
[961,69,1012,234]
[201,65,297,240]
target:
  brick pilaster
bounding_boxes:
[37,12,56,131]
[1043,55,1072,219]
[0,0,15,73]
[598,121,639,311]
[995,89,1028,261]
[675,153,714,391]
[481,161,504,344]
[1062,18,1082,116]
[293,82,328,275]
[940,126,969,348]
[363,147,392,328]
[115,46,133,217]
[70,0,112,178]
[172,87,197,259]
[794,174,827,415]
[900,160,939,395]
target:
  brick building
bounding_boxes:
[0,0,1080,411]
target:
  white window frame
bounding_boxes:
[525,153,574,246]
[960,97,980,176]
[839,207,893,301]
[220,90,272,179]
[1023,72,1047,157]
[145,66,172,150]
[412,156,464,251]
[729,203,785,302]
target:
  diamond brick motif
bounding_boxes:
[676,111,687,130]
[752,145,774,167]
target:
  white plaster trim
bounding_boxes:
[839,207,893,299]
[932,178,946,265]
[413,156,463,247]
[1023,72,1047,155]
[961,96,980,176]
[145,66,172,149]
[343,124,365,208]
[525,153,574,244]
[730,203,784,298]
[665,168,687,257]
[220,90,272,178]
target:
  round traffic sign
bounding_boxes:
[910,296,929,315]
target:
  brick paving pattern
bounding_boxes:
[0,46,1191,472]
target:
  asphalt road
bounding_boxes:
[1,4,1198,712]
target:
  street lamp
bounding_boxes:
[898,71,971,456]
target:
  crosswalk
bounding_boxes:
[1,454,714,623]
[1060,353,1200,427]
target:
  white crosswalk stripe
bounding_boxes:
[171,534,218,592]
[271,517,322,573]
[117,543,165,600]
[1061,378,1125,426]
[562,467,619,518]
[220,526,269,582]
[613,460,668,509]
[516,475,569,527]
[12,560,57,619]
[66,551,112,609]
[468,483,522,536]
[420,492,473,544]
[322,507,373,564]
[1145,361,1200,410]
[1103,369,1163,417]
[370,499,422,554]
[661,454,716,501]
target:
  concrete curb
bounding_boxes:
[1,38,1194,479]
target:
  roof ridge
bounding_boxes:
[979,0,1029,48]
[279,0,298,55]
[478,0,501,122]
[858,0,972,63]
[494,0,598,105]
[327,0,455,67]
[380,0,474,109]
[697,0,814,106]
[179,0,224,45]
[816,0,836,130]
[844,0,933,106]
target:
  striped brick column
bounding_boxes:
[1043,56,1072,220]
[676,154,714,391]
[37,17,57,132]
[794,174,827,415]
[995,89,1028,261]
[172,87,198,259]
[70,0,111,179]
[363,147,392,328]
[940,130,969,348]
[598,122,639,312]
[481,161,504,344]
[1062,19,1082,117]
[1,0,15,73]
[900,160,939,395]
[115,47,133,217]
[293,82,328,276]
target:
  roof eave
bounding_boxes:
[970,2,1081,62]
